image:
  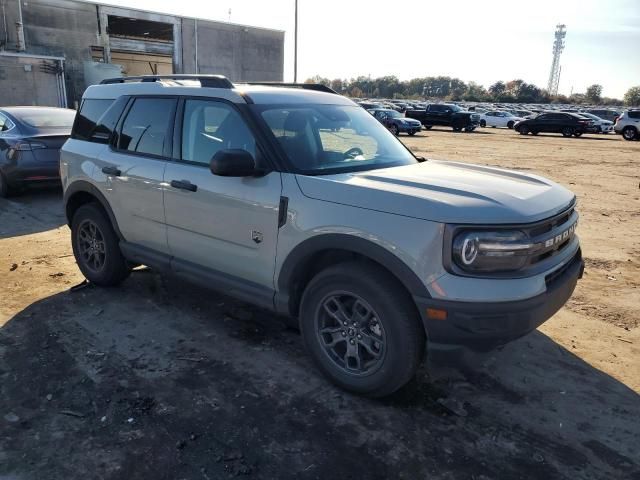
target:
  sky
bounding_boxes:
[83,0,640,98]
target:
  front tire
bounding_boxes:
[300,262,425,397]
[424,125,433,130]
[507,121,515,129]
[390,125,399,136]
[519,125,530,135]
[71,203,131,286]
[574,131,583,137]
[622,126,638,141]
[480,120,486,127]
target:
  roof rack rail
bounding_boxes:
[99,74,234,89]
[243,82,338,94]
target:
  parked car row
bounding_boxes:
[514,110,640,140]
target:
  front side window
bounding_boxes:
[118,97,176,157]
[181,99,256,166]
[257,104,416,175]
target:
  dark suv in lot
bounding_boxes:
[514,112,596,137]
[406,104,480,132]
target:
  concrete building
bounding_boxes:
[0,0,285,108]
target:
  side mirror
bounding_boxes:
[210,149,256,177]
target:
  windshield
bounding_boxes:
[257,104,417,175]
[14,109,76,129]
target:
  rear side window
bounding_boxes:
[72,99,114,140]
[629,111,640,119]
[118,97,176,157]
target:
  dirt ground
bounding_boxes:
[1,127,639,479]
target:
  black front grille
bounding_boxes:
[524,206,578,266]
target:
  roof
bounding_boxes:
[83,80,356,106]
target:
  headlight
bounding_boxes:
[452,230,533,272]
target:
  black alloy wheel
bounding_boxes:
[77,219,106,273]
[315,292,386,376]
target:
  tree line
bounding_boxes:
[305,75,640,106]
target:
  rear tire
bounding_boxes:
[574,131,583,137]
[622,126,638,141]
[390,125,399,136]
[480,120,486,127]
[452,126,462,132]
[562,127,574,137]
[424,125,433,130]
[299,262,425,397]
[507,121,515,129]
[71,203,131,286]
[408,131,416,136]
[519,125,530,135]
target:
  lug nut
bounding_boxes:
[349,339,355,345]
[357,334,362,339]
[343,321,347,326]
[341,331,346,336]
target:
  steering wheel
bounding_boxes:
[343,147,364,159]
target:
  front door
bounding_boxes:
[163,98,282,293]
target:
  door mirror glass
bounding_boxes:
[210,149,256,177]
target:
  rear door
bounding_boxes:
[163,98,282,293]
[99,96,176,254]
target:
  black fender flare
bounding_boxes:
[275,234,431,316]
[63,180,124,240]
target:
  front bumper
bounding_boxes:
[414,250,584,351]
[398,123,422,133]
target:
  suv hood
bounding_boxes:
[296,160,575,224]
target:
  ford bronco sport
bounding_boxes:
[61,75,584,397]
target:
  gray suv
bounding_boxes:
[61,75,584,397]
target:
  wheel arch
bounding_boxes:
[64,181,124,240]
[275,234,431,319]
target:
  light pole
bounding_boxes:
[293,0,298,83]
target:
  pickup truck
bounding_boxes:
[406,104,480,132]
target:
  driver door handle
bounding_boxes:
[170,179,198,192]
[101,166,121,176]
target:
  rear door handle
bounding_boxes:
[101,166,121,176]
[170,179,198,192]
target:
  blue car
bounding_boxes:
[369,108,422,136]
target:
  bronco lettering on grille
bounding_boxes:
[544,222,577,248]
